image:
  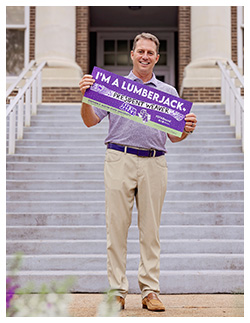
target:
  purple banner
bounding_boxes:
[82,67,193,137]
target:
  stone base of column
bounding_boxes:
[39,58,82,87]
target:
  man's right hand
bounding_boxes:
[79,74,95,95]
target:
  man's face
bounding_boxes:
[131,38,159,78]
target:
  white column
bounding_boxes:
[35,6,82,87]
[183,6,231,88]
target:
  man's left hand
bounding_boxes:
[184,113,197,133]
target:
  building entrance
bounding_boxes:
[89,6,178,87]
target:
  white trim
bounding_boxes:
[90,26,178,32]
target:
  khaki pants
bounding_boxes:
[104,148,168,299]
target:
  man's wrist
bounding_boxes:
[183,129,193,134]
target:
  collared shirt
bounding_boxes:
[93,70,179,152]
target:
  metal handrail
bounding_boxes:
[228,59,244,87]
[6,60,36,98]
[6,61,46,117]
[216,60,244,152]
[6,61,47,154]
[217,61,244,111]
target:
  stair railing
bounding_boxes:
[217,59,244,152]
[6,61,47,154]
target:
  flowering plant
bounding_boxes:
[6,253,75,317]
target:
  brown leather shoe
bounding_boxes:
[116,296,125,310]
[142,293,165,311]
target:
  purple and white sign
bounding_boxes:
[82,67,193,137]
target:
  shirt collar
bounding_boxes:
[127,70,157,87]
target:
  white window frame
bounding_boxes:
[6,6,30,83]
[97,31,175,86]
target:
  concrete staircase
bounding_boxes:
[6,103,244,293]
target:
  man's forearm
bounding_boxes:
[80,102,100,127]
[168,132,189,143]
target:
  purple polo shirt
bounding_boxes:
[93,71,179,152]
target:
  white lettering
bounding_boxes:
[147,91,153,100]
[176,102,184,110]
[153,93,159,101]
[111,78,119,87]
[163,98,170,106]
[101,74,111,84]
[171,100,177,108]
[133,85,142,95]
[142,89,148,97]
[121,81,127,90]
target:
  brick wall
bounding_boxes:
[178,6,191,94]
[29,7,36,61]
[42,87,82,103]
[76,6,89,74]
[182,87,221,103]
[231,6,238,65]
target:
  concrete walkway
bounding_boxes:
[68,294,244,317]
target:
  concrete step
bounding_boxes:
[6,179,244,191]
[6,170,244,181]
[7,124,237,134]
[6,253,244,271]
[6,270,243,293]
[6,161,244,172]
[14,138,242,147]
[6,212,244,226]
[6,190,244,202]
[21,131,237,139]
[10,145,243,155]
[6,200,243,213]
[6,225,243,240]
[6,153,244,163]
[6,239,244,255]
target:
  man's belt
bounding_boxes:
[107,143,165,157]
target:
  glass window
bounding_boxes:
[117,40,127,52]
[102,36,168,68]
[104,40,115,52]
[6,6,29,77]
[6,29,25,76]
[158,54,167,66]
[104,54,115,65]
[117,54,128,66]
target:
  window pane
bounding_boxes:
[156,75,165,82]
[159,40,167,52]
[6,29,24,76]
[104,40,115,52]
[130,39,133,50]
[117,54,128,66]
[104,54,115,65]
[158,54,167,66]
[6,6,25,25]
[117,40,127,52]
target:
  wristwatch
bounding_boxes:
[183,129,193,134]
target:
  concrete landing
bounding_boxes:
[68,293,244,317]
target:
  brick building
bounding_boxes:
[6,6,244,103]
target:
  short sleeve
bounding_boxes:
[93,106,108,122]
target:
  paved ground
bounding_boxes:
[68,294,244,317]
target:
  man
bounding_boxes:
[79,33,197,312]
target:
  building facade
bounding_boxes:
[6,6,244,103]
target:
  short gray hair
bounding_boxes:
[132,33,160,54]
